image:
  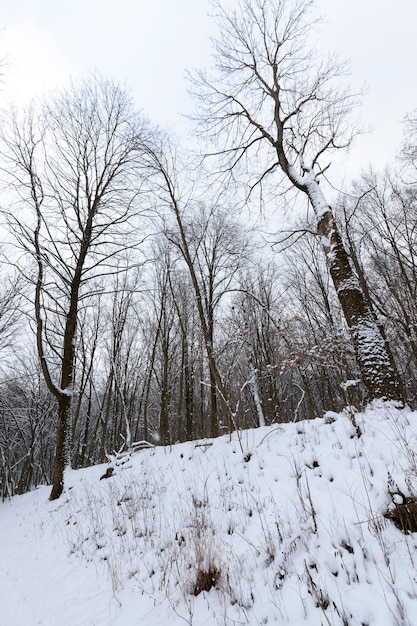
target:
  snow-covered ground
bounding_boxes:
[1,403,417,625]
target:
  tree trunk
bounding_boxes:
[49,395,71,500]
[316,205,403,402]
[249,359,266,427]
[159,335,171,445]
[184,346,194,440]
[209,368,219,437]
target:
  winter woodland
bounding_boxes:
[1,1,417,623]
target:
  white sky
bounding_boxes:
[1,0,416,187]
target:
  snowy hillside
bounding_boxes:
[1,403,417,625]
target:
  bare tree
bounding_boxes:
[171,203,252,437]
[0,266,25,360]
[142,140,239,435]
[191,0,402,402]
[166,268,201,441]
[150,241,179,445]
[401,109,417,177]
[2,76,149,499]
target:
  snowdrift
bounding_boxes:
[1,403,417,625]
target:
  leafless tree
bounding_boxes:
[0,267,25,359]
[142,139,240,435]
[190,0,402,402]
[1,76,150,499]
[91,265,144,462]
[0,358,56,499]
[169,203,252,437]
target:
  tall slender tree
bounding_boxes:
[142,141,238,434]
[2,77,149,499]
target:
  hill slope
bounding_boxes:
[1,403,417,625]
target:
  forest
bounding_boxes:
[0,0,415,501]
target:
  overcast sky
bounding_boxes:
[1,0,416,187]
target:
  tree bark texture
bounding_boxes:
[49,396,71,500]
[317,207,403,402]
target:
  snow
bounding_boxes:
[1,403,417,625]
[304,172,331,220]
[336,275,362,295]
[340,379,361,390]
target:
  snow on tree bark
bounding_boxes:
[316,199,402,401]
